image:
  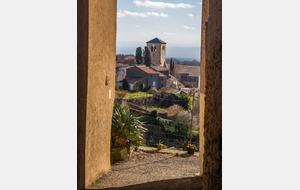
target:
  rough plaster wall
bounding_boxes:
[199,0,222,189]
[78,0,117,189]
[85,0,117,187]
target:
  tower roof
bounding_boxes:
[146,37,166,44]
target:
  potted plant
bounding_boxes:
[187,144,196,155]
[111,103,147,161]
[157,140,164,150]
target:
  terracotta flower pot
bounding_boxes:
[157,145,163,150]
[188,148,195,155]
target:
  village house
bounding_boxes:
[174,64,200,88]
[115,63,129,89]
[125,65,166,91]
[150,65,169,78]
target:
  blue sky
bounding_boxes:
[117,0,202,48]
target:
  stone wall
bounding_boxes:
[160,44,166,67]
[199,0,222,189]
[77,0,117,189]
[147,42,165,66]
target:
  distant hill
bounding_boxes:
[166,57,199,62]
[116,46,200,62]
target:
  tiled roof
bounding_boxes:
[124,55,135,60]
[168,74,178,81]
[174,64,200,76]
[159,73,167,78]
[146,37,166,44]
[126,76,147,83]
[116,63,128,68]
[151,66,169,71]
[136,66,159,74]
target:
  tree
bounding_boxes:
[122,78,129,90]
[169,58,173,74]
[169,58,175,76]
[135,47,143,65]
[143,46,151,67]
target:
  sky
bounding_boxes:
[117,0,202,49]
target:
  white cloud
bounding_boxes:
[146,12,168,17]
[133,0,195,8]
[123,10,148,17]
[163,32,174,35]
[117,11,126,17]
[136,25,140,27]
[199,2,202,5]
[183,25,196,29]
[120,10,168,18]
[187,14,193,17]
[149,32,156,34]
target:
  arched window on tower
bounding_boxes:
[151,44,155,52]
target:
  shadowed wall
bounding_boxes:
[199,0,222,189]
[78,0,117,189]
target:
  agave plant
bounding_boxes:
[111,103,147,148]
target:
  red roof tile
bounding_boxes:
[136,66,159,74]
[151,66,169,71]
[159,73,167,78]
[126,76,147,83]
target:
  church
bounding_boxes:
[146,37,167,68]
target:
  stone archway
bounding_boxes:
[77,0,221,189]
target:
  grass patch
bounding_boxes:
[114,91,154,99]
[147,106,167,112]
[126,92,154,99]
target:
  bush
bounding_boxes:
[150,110,158,118]
[116,89,128,99]
[172,93,191,110]
[179,93,191,109]
[122,78,129,91]
[148,86,158,94]
[167,105,185,120]
[111,103,147,148]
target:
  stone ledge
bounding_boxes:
[138,146,199,157]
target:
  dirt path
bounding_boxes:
[88,151,200,189]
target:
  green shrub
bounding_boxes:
[163,145,167,149]
[111,103,147,148]
[171,93,191,110]
[179,93,191,109]
[150,110,158,118]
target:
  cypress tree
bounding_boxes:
[135,47,143,65]
[143,46,151,67]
